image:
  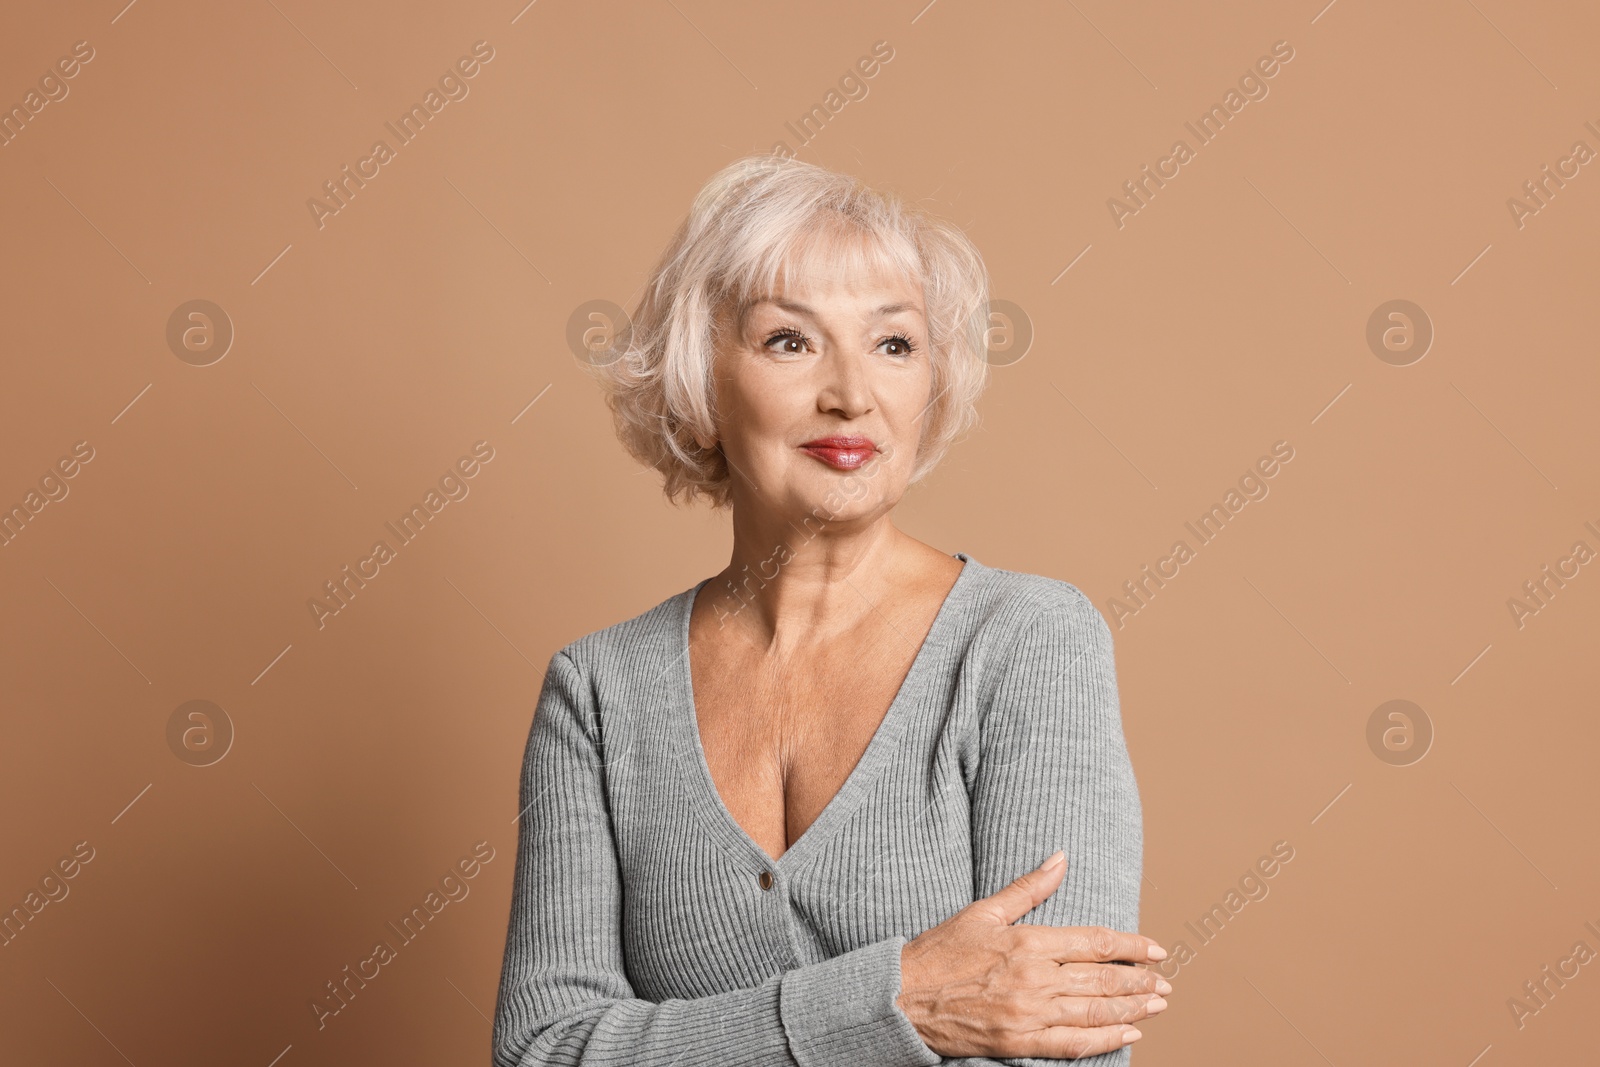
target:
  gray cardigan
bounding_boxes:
[493,552,1143,1066]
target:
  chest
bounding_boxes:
[613,644,979,1001]
[689,634,917,863]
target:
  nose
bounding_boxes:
[816,347,874,419]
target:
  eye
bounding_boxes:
[763,327,809,355]
[881,332,918,357]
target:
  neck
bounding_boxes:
[705,507,913,652]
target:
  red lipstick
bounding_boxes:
[798,435,878,471]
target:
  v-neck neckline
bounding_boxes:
[674,552,979,875]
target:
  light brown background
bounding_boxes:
[2,0,1596,1064]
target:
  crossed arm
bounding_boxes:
[491,588,1142,1066]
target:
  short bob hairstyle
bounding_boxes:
[588,153,992,510]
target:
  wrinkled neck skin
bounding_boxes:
[702,450,927,654]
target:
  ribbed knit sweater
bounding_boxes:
[493,552,1143,1066]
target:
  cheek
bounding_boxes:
[716,372,798,461]
[746,359,826,421]
[889,366,935,429]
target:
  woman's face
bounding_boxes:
[703,253,933,527]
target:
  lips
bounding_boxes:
[798,435,878,471]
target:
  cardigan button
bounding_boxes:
[757,870,774,890]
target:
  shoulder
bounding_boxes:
[962,558,1112,651]
[520,584,695,762]
[544,580,695,682]
[959,563,1122,732]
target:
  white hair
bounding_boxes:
[587,153,991,509]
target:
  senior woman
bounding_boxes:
[492,155,1166,1067]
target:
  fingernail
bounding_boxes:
[1041,850,1065,870]
[1122,1028,1142,1045]
[1146,996,1168,1013]
[1147,944,1168,960]
[1155,978,1172,995]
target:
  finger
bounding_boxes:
[1028,1023,1142,1060]
[966,851,1069,925]
[1053,961,1171,998]
[1043,925,1168,964]
[1045,992,1167,1029]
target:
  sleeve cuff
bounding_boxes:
[779,935,942,1067]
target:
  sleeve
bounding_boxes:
[491,649,944,1067]
[945,588,1145,1067]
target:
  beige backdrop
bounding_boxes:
[2,0,1596,1064]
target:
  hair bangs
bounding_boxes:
[718,211,923,328]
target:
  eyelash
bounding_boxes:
[762,326,918,357]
